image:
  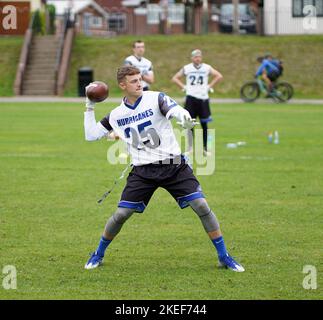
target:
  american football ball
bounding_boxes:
[86,81,109,102]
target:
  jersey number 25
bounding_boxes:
[124,120,160,150]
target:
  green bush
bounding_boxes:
[31,9,46,35]
[46,4,56,35]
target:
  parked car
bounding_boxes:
[219,3,256,34]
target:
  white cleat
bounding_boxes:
[84,252,103,270]
[218,253,245,272]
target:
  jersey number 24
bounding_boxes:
[189,75,204,86]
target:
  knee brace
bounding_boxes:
[104,207,135,236]
[189,198,220,233]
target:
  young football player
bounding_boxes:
[83,66,244,272]
[124,40,154,91]
[172,49,223,156]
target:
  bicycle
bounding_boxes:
[240,78,294,103]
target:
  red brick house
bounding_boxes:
[73,0,261,36]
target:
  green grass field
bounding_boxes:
[0,101,322,300]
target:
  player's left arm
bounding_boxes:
[208,67,224,91]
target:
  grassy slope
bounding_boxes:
[65,34,323,98]
[1,34,323,98]
[0,102,322,299]
[0,37,24,96]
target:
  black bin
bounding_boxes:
[78,67,93,97]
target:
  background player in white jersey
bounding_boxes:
[124,40,154,91]
[83,66,244,272]
[172,49,223,156]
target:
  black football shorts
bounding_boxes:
[118,156,204,213]
[185,95,212,124]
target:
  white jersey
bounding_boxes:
[124,55,153,89]
[100,91,181,166]
[183,63,212,100]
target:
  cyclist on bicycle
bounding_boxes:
[255,55,281,96]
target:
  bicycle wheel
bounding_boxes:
[273,82,292,102]
[240,81,260,102]
[278,81,294,100]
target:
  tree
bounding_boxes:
[233,0,239,34]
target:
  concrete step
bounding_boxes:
[29,52,57,58]
[28,55,57,61]
[30,46,59,52]
[28,59,56,65]
[23,79,55,84]
[30,51,58,57]
[25,76,56,81]
[23,79,56,85]
[34,35,58,39]
[25,70,56,76]
[32,39,59,43]
[23,84,56,91]
[32,37,59,44]
[23,86,56,92]
[24,74,56,81]
[27,62,57,68]
[28,56,57,60]
[28,54,56,60]
[23,81,55,88]
[25,66,55,75]
[23,89,56,94]
[23,82,55,91]
[24,68,56,74]
[31,42,59,47]
[26,65,56,71]
[30,47,59,53]
[27,63,57,68]
[22,90,56,96]
[31,43,59,49]
[29,52,58,57]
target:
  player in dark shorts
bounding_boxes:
[172,49,223,156]
[120,155,202,212]
[83,66,244,272]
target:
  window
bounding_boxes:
[168,4,185,24]
[293,0,323,17]
[108,13,126,32]
[147,4,162,24]
[147,4,184,24]
[90,16,103,28]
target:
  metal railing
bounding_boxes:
[14,12,36,95]
[54,10,72,94]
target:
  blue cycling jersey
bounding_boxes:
[256,59,280,77]
[271,59,281,68]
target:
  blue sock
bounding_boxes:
[211,236,227,258]
[96,236,112,257]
